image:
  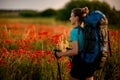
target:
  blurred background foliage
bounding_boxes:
[0,0,120,28]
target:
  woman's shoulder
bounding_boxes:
[71,27,78,31]
[72,26,79,31]
[71,26,82,32]
[70,26,79,34]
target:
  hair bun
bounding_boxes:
[83,7,89,14]
[82,7,89,17]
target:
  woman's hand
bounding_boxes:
[56,52,63,58]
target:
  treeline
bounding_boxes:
[0,9,56,18]
[0,0,120,27]
[56,0,120,27]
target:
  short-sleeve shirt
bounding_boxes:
[70,26,84,51]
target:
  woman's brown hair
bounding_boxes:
[72,7,89,22]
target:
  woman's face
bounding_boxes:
[69,12,77,25]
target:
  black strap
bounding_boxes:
[77,26,83,34]
[108,31,112,57]
[77,26,86,61]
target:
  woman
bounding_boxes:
[56,7,95,80]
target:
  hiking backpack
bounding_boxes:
[80,10,112,70]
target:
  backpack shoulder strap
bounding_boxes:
[75,26,84,34]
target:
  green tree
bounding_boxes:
[20,10,38,17]
[38,8,57,17]
[56,0,111,21]
[55,0,120,27]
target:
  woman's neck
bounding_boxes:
[75,22,84,28]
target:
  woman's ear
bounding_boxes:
[76,16,79,21]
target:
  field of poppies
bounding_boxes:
[0,18,120,80]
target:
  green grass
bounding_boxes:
[0,17,119,29]
[109,25,120,30]
[0,17,71,27]
[0,17,55,25]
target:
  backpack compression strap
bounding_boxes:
[108,31,112,57]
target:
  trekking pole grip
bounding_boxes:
[66,47,72,51]
[54,49,61,59]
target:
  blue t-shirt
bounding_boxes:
[70,26,84,51]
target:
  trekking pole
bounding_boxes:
[66,47,72,51]
[108,31,112,57]
[54,49,62,80]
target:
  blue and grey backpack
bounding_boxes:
[79,10,112,70]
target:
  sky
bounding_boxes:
[0,0,120,11]
[99,0,120,10]
[0,0,70,11]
